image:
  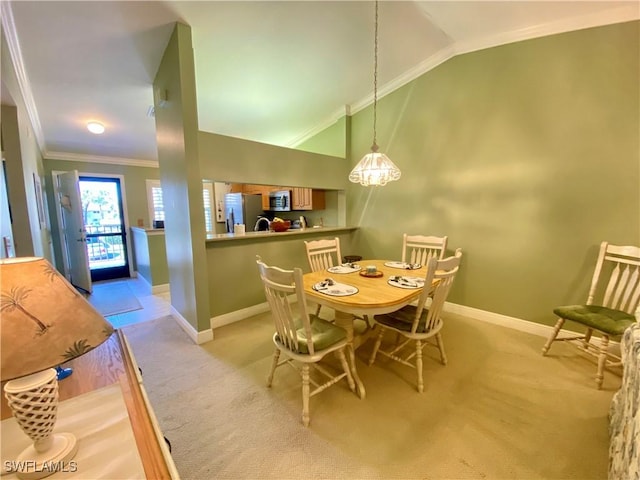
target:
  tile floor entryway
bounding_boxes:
[94,277,171,329]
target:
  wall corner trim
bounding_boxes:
[171,306,213,344]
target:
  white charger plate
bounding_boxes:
[384,261,422,270]
[387,276,425,289]
[327,264,362,274]
[313,281,359,296]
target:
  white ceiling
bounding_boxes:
[2,1,638,165]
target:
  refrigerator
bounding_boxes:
[224,193,264,233]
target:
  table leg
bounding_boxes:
[334,310,366,399]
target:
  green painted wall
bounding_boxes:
[198,131,349,190]
[131,228,153,282]
[2,31,51,261]
[43,159,160,271]
[340,21,639,327]
[131,229,169,286]
[206,230,355,316]
[296,116,349,158]
[154,23,211,333]
[148,234,169,285]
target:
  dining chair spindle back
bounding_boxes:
[368,248,462,393]
[256,255,355,426]
[401,234,448,265]
[304,237,343,272]
[542,241,640,389]
[304,237,343,319]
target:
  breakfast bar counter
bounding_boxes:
[206,226,356,243]
[205,226,359,322]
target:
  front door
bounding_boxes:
[57,170,92,292]
[79,176,130,282]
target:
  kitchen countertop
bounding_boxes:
[206,226,357,243]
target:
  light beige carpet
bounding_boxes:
[122,312,619,480]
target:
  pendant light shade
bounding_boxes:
[349,0,401,187]
[348,146,401,187]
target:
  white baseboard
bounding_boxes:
[210,301,272,329]
[133,271,169,295]
[205,298,622,353]
[443,301,620,354]
[151,283,169,295]
[443,302,554,338]
[171,306,214,345]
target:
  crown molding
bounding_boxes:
[285,105,352,148]
[453,4,640,56]
[44,151,159,169]
[290,7,639,148]
[1,1,46,153]
[350,45,456,116]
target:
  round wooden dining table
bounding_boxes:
[302,259,432,399]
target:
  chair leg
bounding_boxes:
[315,304,322,318]
[435,332,447,365]
[301,364,310,427]
[595,334,609,390]
[336,348,355,392]
[584,328,593,349]
[416,340,424,393]
[267,348,280,387]
[368,328,385,366]
[542,317,565,355]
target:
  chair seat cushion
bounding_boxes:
[292,316,347,354]
[375,305,430,334]
[553,305,635,336]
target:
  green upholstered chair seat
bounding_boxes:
[553,305,635,336]
[376,305,430,334]
[277,316,347,354]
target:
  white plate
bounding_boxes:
[384,261,422,270]
[313,281,359,296]
[387,276,425,289]
[327,264,362,274]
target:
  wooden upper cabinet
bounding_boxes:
[291,187,325,211]
[229,184,324,211]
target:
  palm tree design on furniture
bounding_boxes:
[1,286,50,334]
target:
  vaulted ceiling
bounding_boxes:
[2,1,638,165]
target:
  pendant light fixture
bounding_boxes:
[349,0,401,187]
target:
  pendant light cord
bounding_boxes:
[372,0,379,152]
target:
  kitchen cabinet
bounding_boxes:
[228,184,324,211]
[291,187,325,211]
[242,184,265,195]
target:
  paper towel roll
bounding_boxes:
[234,224,245,235]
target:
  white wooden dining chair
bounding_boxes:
[368,249,462,393]
[304,237,342,272]
[304,237,342,319]
[401,234,448,265]
[542,241,640,389]
[304,238,372,329]
[256,256,355,427]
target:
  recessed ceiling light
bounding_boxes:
[87,122,105,134]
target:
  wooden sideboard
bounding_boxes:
[1,330,179,479]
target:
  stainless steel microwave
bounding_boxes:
[268,190,291,211]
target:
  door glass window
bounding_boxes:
[78,177,128,280]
